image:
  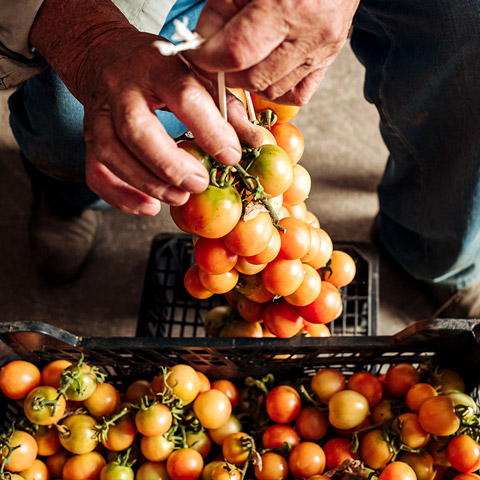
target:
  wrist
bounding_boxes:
[29,0,141,103]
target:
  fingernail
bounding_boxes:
[214,146,241,165]
[180,173,209,193]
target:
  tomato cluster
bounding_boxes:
[0,356,479,480]
[170,95,356,337]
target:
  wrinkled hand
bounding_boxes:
[81,35,260,215]
[30,0,261,216]
[187,0,360,105]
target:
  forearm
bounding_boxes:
[29,0,142,104]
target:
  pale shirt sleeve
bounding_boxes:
[0,0,176,90]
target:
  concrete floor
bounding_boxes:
[0,46,438,338]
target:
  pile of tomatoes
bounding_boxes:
[1,354,480,480]
[170,93,356,338]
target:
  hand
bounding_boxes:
[30,0,261,215]
[187,0,360,105]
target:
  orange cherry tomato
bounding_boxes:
[0,360,41,400]
[282,164,311,206]
[270,122,304,164]
[250,94,301,123]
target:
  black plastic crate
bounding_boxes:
[0,319,479,405]
[137,233,379,338]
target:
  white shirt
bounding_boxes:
[0,0,176,89]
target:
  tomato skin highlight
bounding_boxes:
[0,360,41,400]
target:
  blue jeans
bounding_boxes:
[8,0,480,290]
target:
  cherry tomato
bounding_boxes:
[262,300,304,338]
[224,212,274,257]
[211,463,242,480]
[447,391,478,421]
[378,461,417,480]
[385,363,420,399]
[300,225,321,263]
[100,461,134,480]
[305,229,333,269]
[167,448,204,480]
[295,406,329,441]
[58,414,98,454]
[266,385,301,424]
[236,295,265,323]
[328,390,369,430]
[246,226,281,265]
[125,379,152,403]
[46,448,71,478]
[208,414,243,446]
[194,389,232,429]
[270,122,304,164]
[34,425,61,456]
[197,370,211,393]
[102,414,137,451]
[199,268,239,295]
[359,429,394,469]
[453,475,480,480]
[261,258,304,296]
[194,237,238,275]
[305,211,320,228]
[253,124,277,145]
[136,461,170,480]
[238,273,275,303]
[244,145,294,197]
[347,371,383,408]
[288,442,326,478]
[184,264,214,299]
[277,216,311,260]
[2,430,38,472]
[24,385,67,425]
[250,94,301,123]
[285,202,308,221]
[177,185,242,239]
[254,452,288,480]
[135,402,173,437]
[284,264,322,307]
[324,250,356,287]
[83,382,121,419]
[418,395,460,436]
[62,451,106,480]
[0,360,41,400]
[164,364,201,406]
[299,281,343,324]
[219,318,264,338]
[447,434,480,473]
[323,437,357,470]
[234,257,266,275]
[262,424,300,450]
[405,382,438,412]
[282,164,311,206]
[392,412,430,449]
[211,379,239,408]
[222,432,252,466]
[301,321,331,337]
[141,434,175,462]
[41,359,72,388]
[398,451,436,480]
[18,457,49,480]
[177,140,212,171]
[59,360,102,401]
[370,398,400,425]
[310,368,346,403]
[186,430,212,458]
[433,368,466,393]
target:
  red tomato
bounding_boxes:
[167,448,204,480]
[211,379,239,408]
[101,415,136,453]
[385,363,420,398]
[392,412,430,449]
[235,257,266,275]
[19,458,50,480]
[0,360,41,400]
[453,475,480,480]
[83,382,121,419]
[199,268,239,295]
[176,185,242,239]
[359,429,394,469]
[140,434,174,462]
[323,437,357,470]
[236,295,265,323]
[288,442,326,478]
[295,406,329,441]
[41,359,72,389]
[184,264,214,299]
[222,432,252,466]
[347,371,383,408]
[208,414,243,446]
[378,461,417,480]
[254,452,288,480]
[62,451,106,480]
[262,424,300,450]
[398,451,436,480]
[301,321,331,337]
[285,264,322,307]
[270,122,304,164]
[447,434,480,473]
[194,237,238,275]
[418,395,460,436]
[266,385,301,424]
[224,212,274,257]
[34,425,61,456]
[299,281,343,324]
[305,228,333,269]
[262,300,304,338]
[405,382,438,413]
[135,402,173,437]
[246,226,281,265]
